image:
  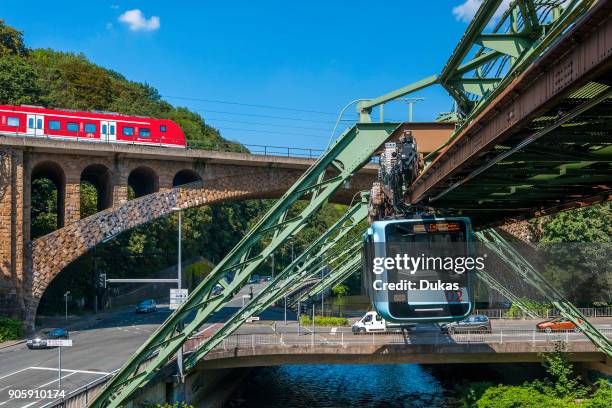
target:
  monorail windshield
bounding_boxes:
[363,218,474,323]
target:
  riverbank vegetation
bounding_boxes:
[0,317,23,342]
[459,345,612,407]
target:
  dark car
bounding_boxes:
[259,276,272,283]
[212,284,224,296]
[441,315,492,334]
[248,275,260,284]
[27,328,69,349]
[135,299,157,313]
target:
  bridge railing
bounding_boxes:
[191,328,612,353]
[473,307,612,320]
[0,131,326,159]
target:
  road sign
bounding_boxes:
[47,339,72,347]
[170,289,189,310]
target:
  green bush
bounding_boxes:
[506,298,550,318]
[583,379,612,408]
[300,315,348,326]
[474,385,573,408]
[0,317,23,342]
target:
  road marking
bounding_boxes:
[330,327,337,335]
[29,367,110,375]
[0,367,31,381]
[0,372,77,407]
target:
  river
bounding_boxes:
[228,363,544,407]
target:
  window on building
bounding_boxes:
[49,120,61,131]
[84,123,97,133]
[139,128,150,137]
[66,122,78,132]
[122,126,134,136]
[160,125,167,132]
[7,116,20,127]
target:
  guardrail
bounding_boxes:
[39,370,118,408]
[189,328,612,352]
[0,131,325,159]
[473,307,612,319]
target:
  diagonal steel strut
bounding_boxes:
[90,123,399,407]
[476,229,612,357]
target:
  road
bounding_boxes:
[1,285,610,407]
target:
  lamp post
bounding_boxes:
[171,207,184,386]
[64,291,70,321]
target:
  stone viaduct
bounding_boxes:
[0,123,455,329]
[0,137,367,329]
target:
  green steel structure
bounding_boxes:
[357,0,595,132]
[476,229,612,355]
[90,124,398,407]
[90,1,609,406]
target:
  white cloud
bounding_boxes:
[118,9,160,32]
[452,0,511,23]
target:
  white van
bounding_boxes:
[351,311,412,334]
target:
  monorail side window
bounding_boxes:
[84,123,97,133]
[139,128,151,137]
[7,116,19,127]
[122,127,134,136]
[49,120,60,130]
[67,122,78,132]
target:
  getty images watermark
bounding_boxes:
[371,253,486,291]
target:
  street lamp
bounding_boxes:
[171,207,185,385]
[63,291,70,321]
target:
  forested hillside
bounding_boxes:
[0,20,348,314]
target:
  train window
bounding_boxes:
[102,124,107,134]
[160,125,167,132]
[7,116,19,127]
[122,127,134,136]
[28,118,34,128]
[37,119,43,129]
[139,128,150,137]
[66,122,78,132]
[49,120,61,130]
[110,125,115,135]
[84,123,97,133]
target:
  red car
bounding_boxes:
[0,104,186,148]
[537,317,582,333]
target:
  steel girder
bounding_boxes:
[182,197,368,370]
[90,123,399,407]
[356,0,594,148]
[476,229,612,357]
[303,252,362,301]
[475,270,539,319]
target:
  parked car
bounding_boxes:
[27,328,69,349]
[135,299,157,313]
[440,315,492,334]
[259,276,272,283]
[537,317,582,333]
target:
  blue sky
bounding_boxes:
[1,1,486,149]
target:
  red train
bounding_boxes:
[0,104,186,148]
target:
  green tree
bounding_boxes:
[0,19,27,56]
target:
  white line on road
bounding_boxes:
[28,367,110,375]
[0,367,30,381]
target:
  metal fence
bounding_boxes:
[196,328,612,351]
[473,307,612,319]
[0,131,325,159]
